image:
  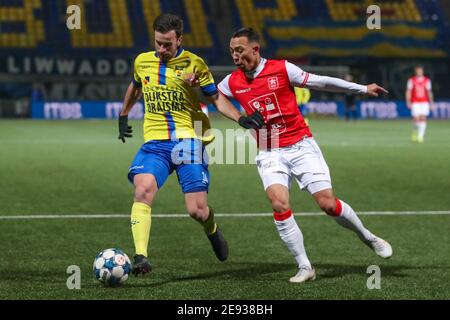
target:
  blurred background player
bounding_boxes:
[294,86,310,125]
[406,65,434,143]
[344,74,358,121]
[119,14,263,275]
[218,28,392,283]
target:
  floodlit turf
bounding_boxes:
[0,118,449,299]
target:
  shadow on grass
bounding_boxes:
[125,262,450,288]
[315,263,412,279]
[127,262,294,288]
[1,263,447,291]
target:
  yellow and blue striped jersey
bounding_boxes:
[133,48,217,144]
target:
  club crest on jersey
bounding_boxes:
[143,76,150,85]
[175,66,184,77]
[268,77,279,90]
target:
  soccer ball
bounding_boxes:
[93,248,132,286]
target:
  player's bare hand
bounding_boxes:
[184,73,200,87]
[366,83,388,97]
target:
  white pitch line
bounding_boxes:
[0,211,449,220]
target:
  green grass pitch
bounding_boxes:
[0,118,449,299]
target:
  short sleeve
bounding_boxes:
[133,56,142,88]
[194,57,218,96]
[217,74,233,98]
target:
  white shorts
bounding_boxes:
[411,102,430,117]
[255,137,332,195]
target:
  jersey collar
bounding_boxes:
[244,57,266,79]
[175,47,184,57]
[154,47,184,60]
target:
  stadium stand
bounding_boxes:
[1,0,449,60]
[1,0,447,57]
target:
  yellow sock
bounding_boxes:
[200,207,217,235]
[131,202,151,257]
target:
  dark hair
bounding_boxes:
[232,27,260,43]
[153,14,183,37]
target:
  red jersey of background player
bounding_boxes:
[219,58,312,148]
[407,75,432,103]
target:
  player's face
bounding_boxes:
[229,37,260,72]
[154,30,182,62]
[415,67,424,77]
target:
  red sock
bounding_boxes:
[332,198,343,216]
[273,209,293,221]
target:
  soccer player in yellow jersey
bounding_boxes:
[118,14,264,275]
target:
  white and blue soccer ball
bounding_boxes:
[93,248,132,286]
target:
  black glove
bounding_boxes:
[118,115,133,143]
[238,111,265,129]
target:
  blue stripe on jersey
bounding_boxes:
[164,112,176,139]
[201,83,218,96]
[159,62,167,85]
[175,47,184,57]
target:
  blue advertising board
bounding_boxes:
[31,100,450,119]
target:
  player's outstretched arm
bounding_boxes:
[118,82,142,143]
[184,73,265,129]
[287,62,388,97]
[182,72,241,122]
[206,92,241,122]
[305,73,388,97]
[207,93,265,129]
[366,83,389,97]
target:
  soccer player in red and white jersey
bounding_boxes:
[406,66,434,143]
[217,28,393,283]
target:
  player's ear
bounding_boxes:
[177,35,183,47]
[253,44,260,55]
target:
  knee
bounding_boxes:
[266,186,290,214]
[134,183,157,205]
[270,197,290,213]
[317,197,338,216]
[187,203,209,221]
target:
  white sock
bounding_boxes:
[274,215,311,269]
[334,200,376,244]
[418,122,427,140]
